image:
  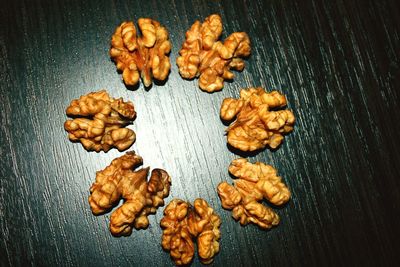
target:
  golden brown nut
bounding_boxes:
[220,87,295,151]
[110,18,171,87]
[177,14,251,92]
[217,158,290,229]
[161,198,221,265]
[64,90,136,152]
[89,151,171,236]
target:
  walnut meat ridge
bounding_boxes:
[220,87,295,151]
[89,151,171,236]
[177,14,251,92]
[160,198,221,265]
[110,18,171,87]
[217,158,290,229]
[64,90,136,152]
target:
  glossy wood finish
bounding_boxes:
[1,0,399,266]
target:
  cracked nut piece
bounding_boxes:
[64,90,136,152]
[220,87,295,151]
[177,14,251,92]
[161,198,221,265]
[217,158,290,229]
[89,151,171,236]
[110,18,171,87]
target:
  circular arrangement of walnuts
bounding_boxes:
[64,14,295,266]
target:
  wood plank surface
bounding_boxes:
[1,0,399,266]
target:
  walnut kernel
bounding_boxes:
[64,90,136,152]
[220,87,295,151]
[161,198,221,265]
[110,18,171,87]
[177,14,251,92]
[89,151,171,236]
[217,158,290,229]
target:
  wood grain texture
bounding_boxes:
[1,0,400,266]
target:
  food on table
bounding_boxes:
[64,90,136,152]
[89,151,171,236]
[177,14,251,92]
[220,87,295,151]
[218,158,290,229]
[161,198,221,265]
[110,18,171,87]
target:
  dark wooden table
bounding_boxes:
[1,0,400,266]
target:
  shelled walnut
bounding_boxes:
[89,151,171,236]
[220,87,295,151]
[64,90,136,152]
[161,198,221,265]
[177,14,251,92]
[110,18,171,87]
[217,158,290,229]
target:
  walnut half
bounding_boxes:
[220,87,295,151]
[88,151,171,236]
[110,18,172,87]
[217,158,290,229]
[64,90,136,152]
[177,14,251,92]
[160,198,221,265]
